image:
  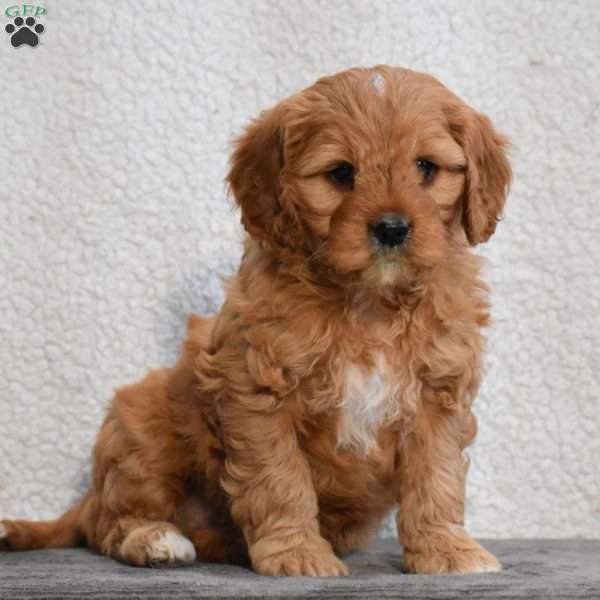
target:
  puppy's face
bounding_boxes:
[227,67,511,290]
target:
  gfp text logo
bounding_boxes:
[4,4,45,47]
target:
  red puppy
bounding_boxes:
[1,66,511,576]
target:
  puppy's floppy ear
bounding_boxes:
[450,108,512,245]
[226,105,304,252]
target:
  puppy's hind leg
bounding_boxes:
[87,368,199,567]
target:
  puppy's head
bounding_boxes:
[227,66,511,290]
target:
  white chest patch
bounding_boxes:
[337,353,400,453]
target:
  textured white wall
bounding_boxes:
[1,0,598,539]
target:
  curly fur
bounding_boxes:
[0,66,511,576]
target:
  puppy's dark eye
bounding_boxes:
[416,159,438,183]
[328,162,355,189]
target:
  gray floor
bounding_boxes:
[0,539,598,599]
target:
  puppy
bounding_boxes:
[0,66,511,576]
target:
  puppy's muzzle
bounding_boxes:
[370,214,411,249]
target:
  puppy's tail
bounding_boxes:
[0,493,89,551]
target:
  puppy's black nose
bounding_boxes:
[371,215,411,248]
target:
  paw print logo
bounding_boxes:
[5,16,44,47]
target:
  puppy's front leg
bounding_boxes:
[219,399,348,577]
[396,389,501,574]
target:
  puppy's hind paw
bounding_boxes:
[146,530,196,566]
[0,521,10,550]
[120,524,196,567]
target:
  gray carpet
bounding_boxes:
[0,540,598,599]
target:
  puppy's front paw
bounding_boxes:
[256,546,348,577]
[404,543,501,574]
